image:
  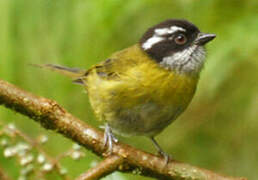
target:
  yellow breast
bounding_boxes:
[85,44,199,136]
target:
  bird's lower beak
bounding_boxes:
[195,33,216,45]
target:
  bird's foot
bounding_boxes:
[158,150,171,165]
[103,124,118,154]
[150,137,171,165]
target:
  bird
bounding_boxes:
[36,19,216,162]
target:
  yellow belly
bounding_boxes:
[85,45,199,137]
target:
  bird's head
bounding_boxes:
[140,19,216,75]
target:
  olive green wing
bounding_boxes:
[89,58,121,80]
[79,46,140,86]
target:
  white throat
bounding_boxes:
[160,45,206,75]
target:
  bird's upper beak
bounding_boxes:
[195,33,216,45]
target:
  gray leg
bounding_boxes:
[150,137,170,164]
[103,123,118,153]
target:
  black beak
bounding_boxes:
[195,33,216,45]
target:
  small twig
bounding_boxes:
[4,124,71,180]
[76,155,124,180]
[0,79,247,180]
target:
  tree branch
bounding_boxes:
[0,79,247,180]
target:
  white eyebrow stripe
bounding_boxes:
[155,26,186,36]
[142,36,165,50]
[155,28,171,35]
[170,26,186,33]
[142,26,186,50]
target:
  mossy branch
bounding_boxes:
[0,79,247,180]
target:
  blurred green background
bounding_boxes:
[0,0,257,179]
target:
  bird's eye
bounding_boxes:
[174,34,187,45]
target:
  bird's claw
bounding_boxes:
[103,124,118,154]
[150,137,171,165]
[158,150,171,164]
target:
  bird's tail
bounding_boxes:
[31,64,86,84]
